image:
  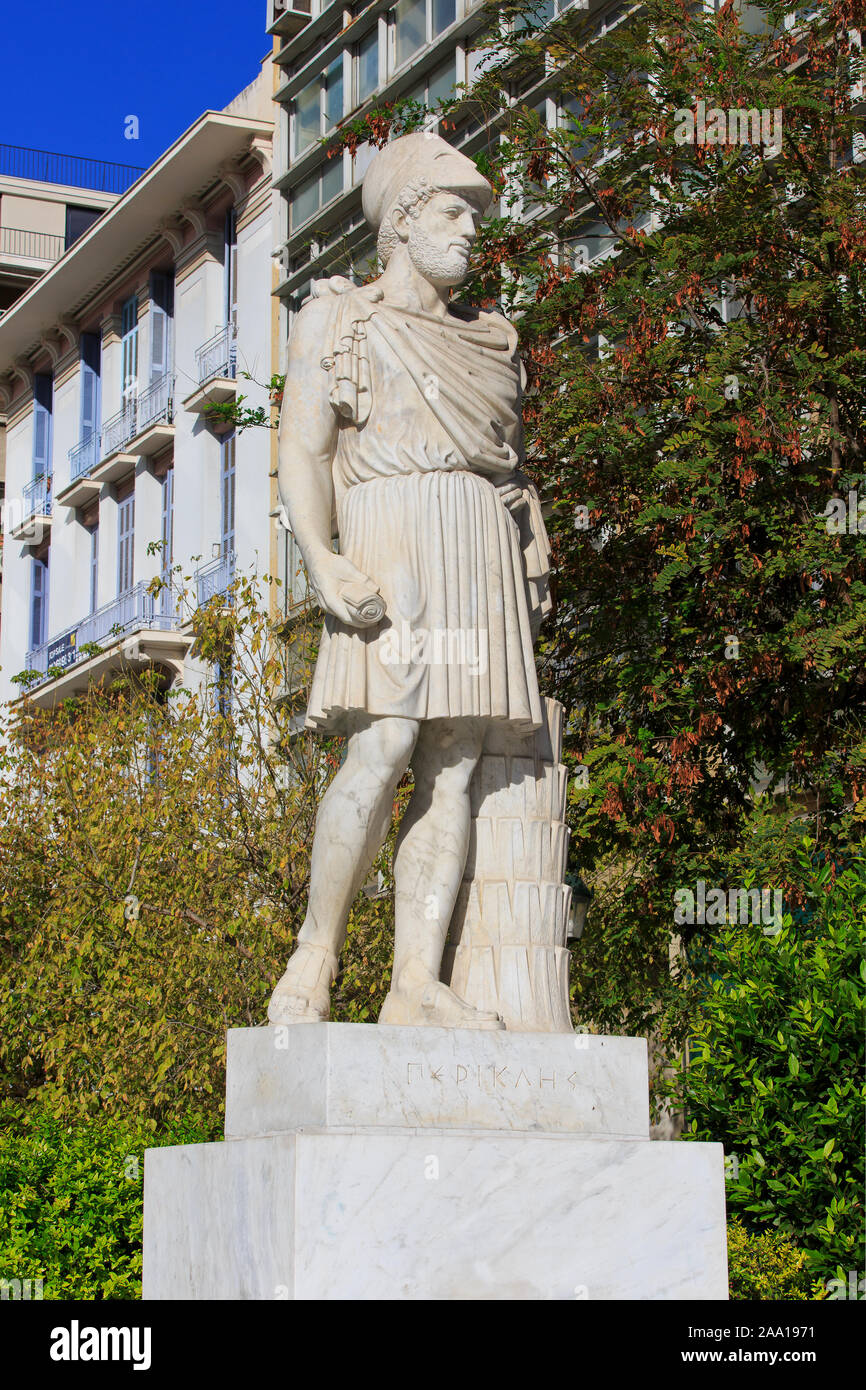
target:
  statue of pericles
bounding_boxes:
[268,132,555,1030]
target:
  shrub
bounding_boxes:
[727,1217,825,1301]
[0,1103,218,1300]
[673,842,865,1283]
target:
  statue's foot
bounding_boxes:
[267,942,338,1025]
[379,977,504,1030]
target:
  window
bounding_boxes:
[79,334,101,445]
[65,205,101,250]
[393,0,426,69]
[161,467,174,572]
[356,27,379,105]
[224,211,238,328]
[221,433,236,557]
[353,140,377,184]
[567,220,618,271]
[150,273,174,382]
[292,55,346,158]
[32,374,53,479]
[324,55,344,129]
[295,80,322,155]
[88,522,99,614]
[514,0,554,28]
[117,487,135,595]
[214,656,233,720]
[290,157,345,230]
[407,56,457,109]
[31,553,49,650]
[160,465,175,616]
[120,296,138,409]
[432,0,456,35]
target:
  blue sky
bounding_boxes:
[0,1,270,172]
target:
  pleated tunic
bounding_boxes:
[302,280,551,735]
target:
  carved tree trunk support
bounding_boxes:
[442,697,573,1032]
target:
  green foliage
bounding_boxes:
[333,0,866,1058]
[0,576,396,1128]
[0,1101,217,1299]
[672,842,865,1282]
[727,1217,826,1301]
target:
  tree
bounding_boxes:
[335,0,866,1048]
[674,842,865,1283]
[0,574,397,1125]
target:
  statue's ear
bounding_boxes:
[390,205,411,244]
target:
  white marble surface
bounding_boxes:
[144,1130,728,1300]
[267,135,567,1035]
[224,1024,649,1140]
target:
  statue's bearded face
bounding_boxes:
[405,191,480,288]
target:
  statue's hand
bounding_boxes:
[495,473,529,516]
[309,552,385,627]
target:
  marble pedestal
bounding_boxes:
[143,1025,728,1300]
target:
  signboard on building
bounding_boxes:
[46,631,78,671]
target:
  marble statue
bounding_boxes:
[268,132,566,1031]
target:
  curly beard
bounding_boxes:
[407,222,472,287]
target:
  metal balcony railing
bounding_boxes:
[25,582,181,680]
[196,324,237,384]
[68,432,101,483]
[0,225,66,263]
[22,474,52,521]
[195,551,236,606]
[0,143,144,194]
[137,373,175,432]
[101,403,137,460]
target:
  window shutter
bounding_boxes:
[224,210,238,327]
[89,524,100,613]
[221,432,236,556]
[117,492,135,595]
[149,273,174,384]
[79,334,101,441]
[32,375,53,478]
[31,555,49,649]
[121,296,139,407]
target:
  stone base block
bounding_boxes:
[143,1130,728,1300]
[224,1024,649,1140]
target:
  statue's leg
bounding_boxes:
[379,717,504,1029]
[268,714,419,1024]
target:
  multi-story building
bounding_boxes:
[0,145,140,317]
[0,65,275,709]
[0,146,142,627]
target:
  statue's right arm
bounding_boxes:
[278,297,338,579]
[278,297,380,627]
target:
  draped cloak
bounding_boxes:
[302,277,552,734]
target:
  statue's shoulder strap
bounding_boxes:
[309,278,383,426]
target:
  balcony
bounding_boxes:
[0,143,144,194]
[0,225,66,267]
[134,373,175,455]
[22,581,192,706]
[96,402,139,481]
[6,474,52,540]
[268,1,313,39]
[195,551,236,606]
[58,433,101,507]
[183,324,237,415]
[58,376,176,503]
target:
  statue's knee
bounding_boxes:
[368,717,418,774]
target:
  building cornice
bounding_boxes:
[0,111,272,373]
